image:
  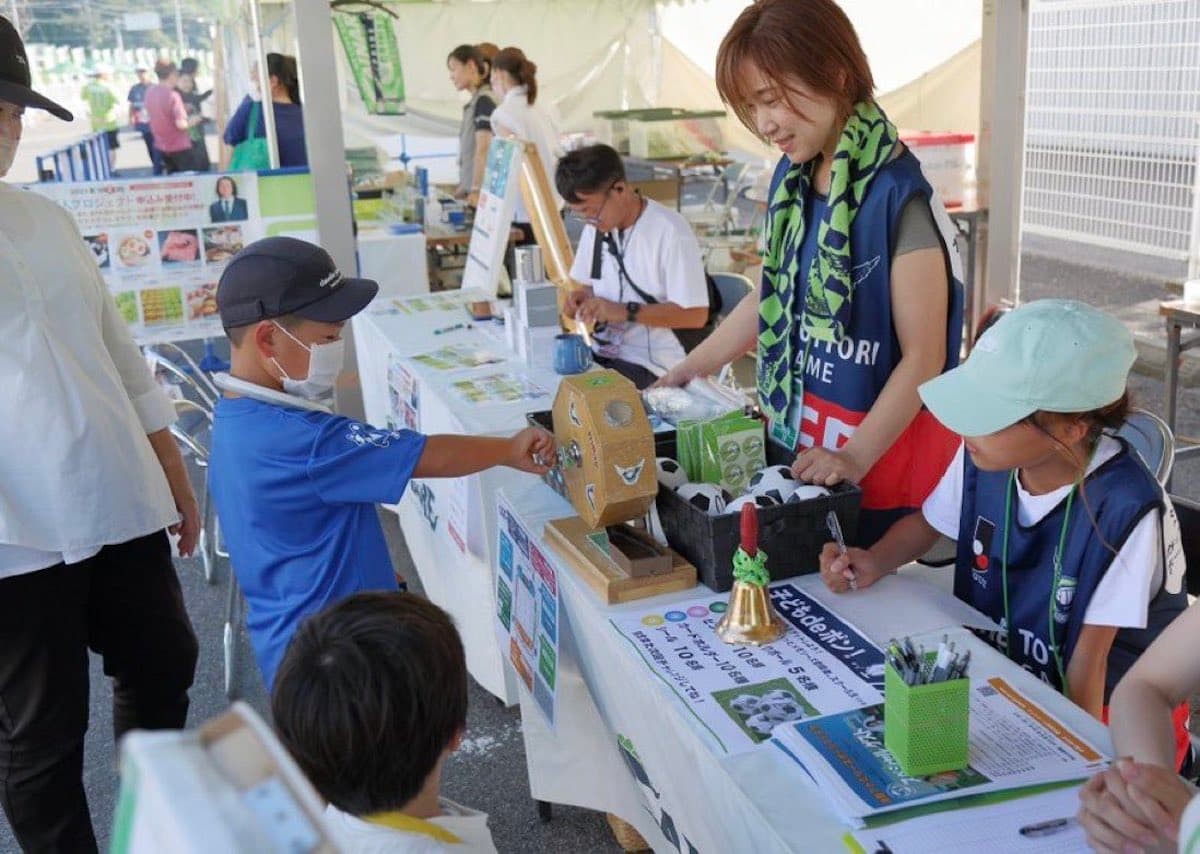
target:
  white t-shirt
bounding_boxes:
[921,436,1180,629]
[489,86,563,223]
[324,798,498,853]
[568,198,709,376]
[0,182,178,579]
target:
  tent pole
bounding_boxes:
[976,0,1028,314]
[295,0,364,419]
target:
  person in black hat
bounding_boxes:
[0,16,199,853]
[207,236,555,691]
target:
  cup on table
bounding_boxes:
[448,209,466,229]
[554,333,593,375]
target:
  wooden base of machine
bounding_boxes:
[544,517,697,604]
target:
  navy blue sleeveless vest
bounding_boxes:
[764,148,966,545]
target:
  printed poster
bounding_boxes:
[773,674,1108,823]
[461,138,522,296]
[386,355,420,432]
[28,171,316,344]
[496,494,557,727]
[410,344,506,372]
[448,371,548,406]
[610,583,885,755]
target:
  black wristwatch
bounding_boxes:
[625,301,641,323]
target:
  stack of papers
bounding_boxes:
[772,675,1108,826]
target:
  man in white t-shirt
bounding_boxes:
[558,144,713,388]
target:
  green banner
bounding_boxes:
[334,11,406,115]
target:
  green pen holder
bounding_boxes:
[883,662,970,778]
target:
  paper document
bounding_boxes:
[773,674,1108,825]
[847,783,1088,853]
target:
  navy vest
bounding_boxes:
[765,149,966,544]
[955,439,1186,697]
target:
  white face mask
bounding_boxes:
[0,137,16,178]
[271,321,344,399]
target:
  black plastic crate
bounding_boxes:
[527,409,862,592]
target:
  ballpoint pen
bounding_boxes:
[825,511,856,590]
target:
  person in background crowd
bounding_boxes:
[273,592,499,852]
[179,57,212,105]
[557,144,713,390]
[210,175,249,223]
[489,46,563,245]
[175,63,211,173]
[207,237,554,690]
[145,59,206,174]
[0,18,199,852]
[224,52,307,168]
[446,44,495,207]
[655,0,965,546]
[127,66,162,174]
[81,66,118,171]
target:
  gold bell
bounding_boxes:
[714,579,786,646]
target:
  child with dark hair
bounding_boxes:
[272,592,496,852]
[819,300,1188,752]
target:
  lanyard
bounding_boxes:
[1000,470,1077,694]
[361,811,462,843]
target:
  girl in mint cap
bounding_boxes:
[818,300,1188,760]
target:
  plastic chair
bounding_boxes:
[683,162,750,235]
[710,272,755,322]
[1115,408,1175,487]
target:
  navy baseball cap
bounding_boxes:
[0,17,72,121]
[217,236,379,329]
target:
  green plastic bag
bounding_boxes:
[229,101,270,171]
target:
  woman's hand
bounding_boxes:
[650,362,699,389]
[791,446,866,486]
[818,543,888,593]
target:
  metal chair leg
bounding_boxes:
[224,572,240,700]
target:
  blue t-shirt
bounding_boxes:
[223,95,308,168]
[209,397,427,688]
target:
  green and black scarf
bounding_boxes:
[758,101,898,421]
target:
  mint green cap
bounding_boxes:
[919,299,1135,437]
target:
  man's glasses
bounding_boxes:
[567,183,618,227]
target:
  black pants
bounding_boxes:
[593,354,660,390]
[0,531,198,853]
[160,146,209,175]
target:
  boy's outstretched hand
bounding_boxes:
[507,427,556,474]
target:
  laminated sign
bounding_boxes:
[334,11,406,115]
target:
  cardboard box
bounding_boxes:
[110,702,338,854]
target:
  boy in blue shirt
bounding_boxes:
[209,237,555,689]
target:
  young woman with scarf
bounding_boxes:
[656,0,965,545]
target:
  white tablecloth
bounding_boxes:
[499,476,1113,853]
[353,298,565,704]
[357,230,429,299]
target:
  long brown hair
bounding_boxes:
[1026,390,1134,556]
[493,46,539,105]
[715,0,874,134]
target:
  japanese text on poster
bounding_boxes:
[610,583,884,755]
[496,494,558,727]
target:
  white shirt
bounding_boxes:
[489,86,563,224]
[324,798,498,853]
[0,182,178,579]
[568,198,709,376]
[922,437,1184,629]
